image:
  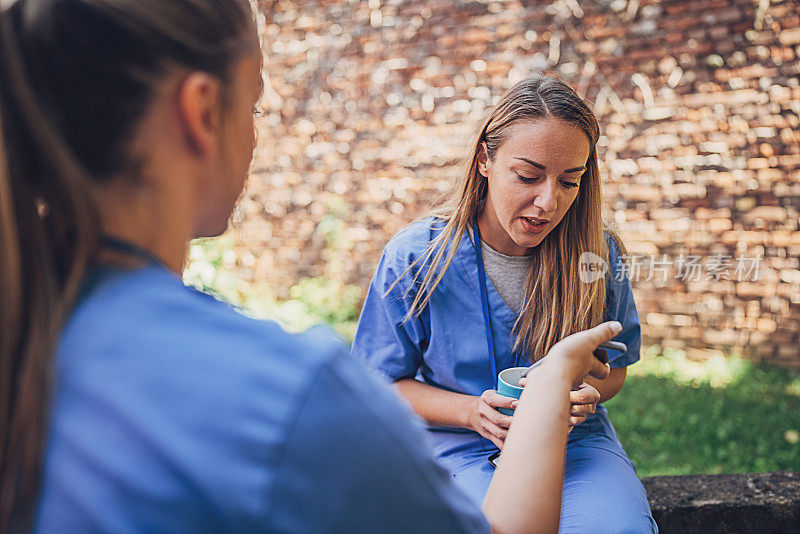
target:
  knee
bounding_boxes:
[602,514,658,534]
[559,510,657,534]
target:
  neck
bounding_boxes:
[94,178,193,273]
[477,205,530,257]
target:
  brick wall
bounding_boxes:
[235,0,800,367]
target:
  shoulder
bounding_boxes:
[603,230,628,277]
[62,266,345,376]
[58,267,350,430]
[370,217,450,289]
[603,230,624,261]
[57,267,350,456]
[601,230,633,301]
[381,217,445,265]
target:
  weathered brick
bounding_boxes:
[225,0,800,369]
[778,27,800,46]
[744,206,787,222]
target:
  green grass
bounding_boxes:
[605,348,800,477]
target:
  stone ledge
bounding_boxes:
[642,471,800,533]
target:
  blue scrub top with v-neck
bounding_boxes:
[351,217,641,465]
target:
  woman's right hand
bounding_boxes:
[467,390,518,449]
[541,321,618,387]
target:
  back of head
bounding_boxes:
[0,0,255,530]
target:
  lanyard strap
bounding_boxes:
[472,220,498,384]
[75,236,164,308]
[99,235,165,268]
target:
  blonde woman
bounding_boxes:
[353,75,658,533]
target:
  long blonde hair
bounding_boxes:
[0,1,255,531]
[397,74,624,362]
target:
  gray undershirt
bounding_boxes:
[479,239,532,313]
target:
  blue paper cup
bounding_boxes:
[496,366,527,415]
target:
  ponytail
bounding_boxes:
[0,5,98,529]
[0,0,256,530]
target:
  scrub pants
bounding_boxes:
[449,429,658,533]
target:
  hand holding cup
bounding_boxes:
[495,322,618,415]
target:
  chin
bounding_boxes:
[197,226,228,239]
[513,229,550,249]
[193,214,233,239]
[194,196,240,238]
[519,237,545,249]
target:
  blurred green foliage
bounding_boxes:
[183,234,362,339]
[184,237,800,477]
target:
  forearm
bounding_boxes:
[584,366,626,403]
[482,364,572,534]
[394,378,474,429]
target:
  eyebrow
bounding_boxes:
[514,157,586,174]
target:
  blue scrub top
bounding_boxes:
[34,265,489,533]
[352,218,641,464]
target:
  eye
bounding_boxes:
[560,181,579,189]
[253,104,266,118]
[515,173,540,184]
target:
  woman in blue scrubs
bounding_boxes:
[353,75,658,533]
[1,2,621,533]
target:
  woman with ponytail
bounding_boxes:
[353,75,658,533]
[0,1,623,533]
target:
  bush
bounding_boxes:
[183,235,361,339]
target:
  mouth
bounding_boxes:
[520,216,550,234]
[522,216,550,226]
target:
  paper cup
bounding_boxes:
[496,366,527,415]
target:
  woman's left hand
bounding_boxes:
[568,382,600,428]
[517,377,601,432]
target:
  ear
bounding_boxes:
[477,141,490,177]
[176,72,222,158]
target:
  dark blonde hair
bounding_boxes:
[0,1,256,530]
[398,74,624,362]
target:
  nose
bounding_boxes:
[533,180,557,215]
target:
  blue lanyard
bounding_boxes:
[472,220,499,384]
[99,235,166,268]
[76,236,165,307]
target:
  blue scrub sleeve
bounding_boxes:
[351,250,428,382]
[603,234,642,369]
[269,352,489,534]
